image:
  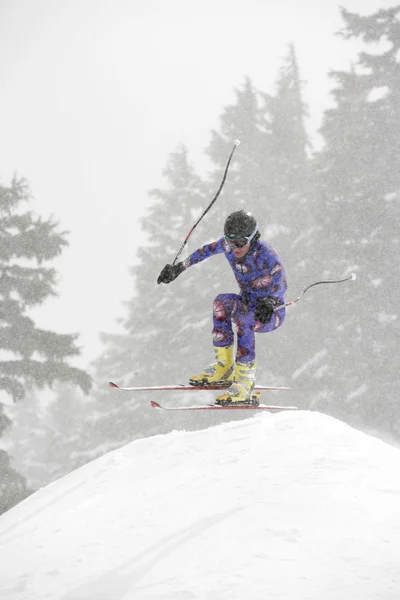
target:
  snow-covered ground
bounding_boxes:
[1,410,400,600]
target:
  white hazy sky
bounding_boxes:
[0,409,399,599]
[0,0,395,369]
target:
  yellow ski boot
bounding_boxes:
[189,345,235,387]
[215,361,257,405]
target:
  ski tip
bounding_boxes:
[350,272,357,281]
[150,401,162,408]
[109,381,119,389]
[234,138,241,146]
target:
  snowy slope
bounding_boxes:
[0,410,400,600]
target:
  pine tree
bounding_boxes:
[0,176,92,513]
[310,6,400,437]
[72,56,313,458]
[110,145,211,388]
[89,146,218,445]
[264,45,318,387]
[206,57,313,385]
[0,177,91,398]
[206,77,268,225]
[262,44,309,205]
[3,387,94,489]
[0,450,32,514]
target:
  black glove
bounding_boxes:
[157,262,184,285]
[254,296,276,324]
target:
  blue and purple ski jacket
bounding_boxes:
[181,237,287,309]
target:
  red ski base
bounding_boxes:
[109,381,292,392]
[150,401,298,412]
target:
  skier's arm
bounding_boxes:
[254,246,287,323]
[181,237,226,270]
[269,261,287,298]
[157,238,225,285]
[261,244,287,299]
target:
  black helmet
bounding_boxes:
[224,210,258,244]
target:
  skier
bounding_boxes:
[157,210,287,405]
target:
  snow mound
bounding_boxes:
[1,411,400,600]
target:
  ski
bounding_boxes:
[109,381,292,392]
[150,400,298,411]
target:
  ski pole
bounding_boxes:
[172,139,241,265]
[275,272,357,311]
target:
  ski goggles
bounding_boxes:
[224,225,258,248]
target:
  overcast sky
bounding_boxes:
[0,0,395,369]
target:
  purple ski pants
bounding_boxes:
[212,293,285,363]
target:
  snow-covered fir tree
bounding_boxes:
[309,6,400,436]
[0,177,91,512]
[206,55,314,387]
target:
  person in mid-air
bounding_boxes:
[157,209,287,405]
